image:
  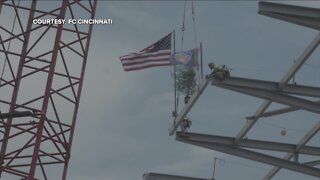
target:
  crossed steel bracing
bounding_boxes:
[0,0,97,179]
[169,2,320,179]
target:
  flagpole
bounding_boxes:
[200,42,203,79]
[173,30,177,117]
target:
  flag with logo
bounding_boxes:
[119,33,172,71]
[170,48,199,67]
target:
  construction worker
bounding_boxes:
[208,62,230,80]
[181,116,192,132]
[208,62,225,74]
[184,94,190,104]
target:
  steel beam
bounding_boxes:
[176,133,320,178]
[246,100,320,119]
[208,76,320,98]
[263,121,320,179]
[176,132,320,156]
[259,1,320,31]
[304,160,320,167]
[235,32,320,143]
[143,173,209,180]
[0,111,33,119]
[247,106,298,119]
[169,79,209,136]
[213,84,320,114]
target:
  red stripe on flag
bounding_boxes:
[120,51,171,62]
[124,63,172,71]
[118,33,172,72]
[122,57,171,66]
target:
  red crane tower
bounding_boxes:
[0,0,97,179]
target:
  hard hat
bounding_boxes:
[208,62,215,69]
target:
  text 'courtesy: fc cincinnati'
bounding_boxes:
[33,18,113,25]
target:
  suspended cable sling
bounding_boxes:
[180,0,187,52]
[191,0,201,86]
[175,0,187,114]
[192,0,198,48]
[173,30,177,117]
[175,0,201,115]
[173,0,187,116]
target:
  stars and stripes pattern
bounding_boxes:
[119,33,172,71]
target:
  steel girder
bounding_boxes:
[209,76,320,98]
[176,132,320,156]
[246,100,320,119]
[176,132,320,178]
[208,76,320,114]
[258,1,320,31]
[303,160,320,167]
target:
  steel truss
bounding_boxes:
[169,1,320,179]
[0,0,97,179]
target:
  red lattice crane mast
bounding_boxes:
[0,0,97,179]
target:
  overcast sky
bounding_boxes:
[62,1,320,180]
[1,1,320,180]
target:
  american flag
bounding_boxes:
[119,33,172,71]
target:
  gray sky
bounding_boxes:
[1,1,320,180]
[64,1,320,180]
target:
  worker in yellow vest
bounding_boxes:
[208,62,230,80]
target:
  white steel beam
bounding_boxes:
[168,78,209,136]
[259,1,320,31]
[176,134,320,178]
[263,121,320,179]
[176,132,320,156]
[247,106,298,119]
[246,100,320,119]
[235,32,320,143]
[143,173,209,180]
[214,84,320,114]
[208,76,320,98]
